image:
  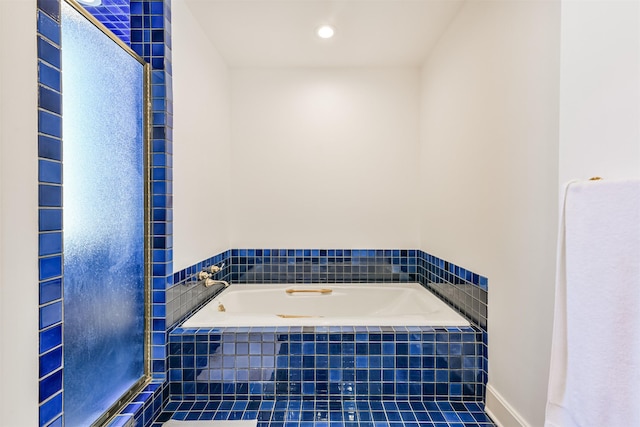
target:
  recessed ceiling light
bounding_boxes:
[317,25,335,39]
[77,0,102,6]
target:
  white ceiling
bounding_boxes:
[183,0,465,68]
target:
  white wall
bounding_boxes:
[418,1,560,426]
[559,0,640,184]
[0,0,39,424]
[172,1,232,271]
[230,68,421,249]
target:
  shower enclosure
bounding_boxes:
[61,1,150,425]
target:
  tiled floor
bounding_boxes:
[151,399,496,426]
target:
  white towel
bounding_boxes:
[545,179,640,427]
[163,420,258,427]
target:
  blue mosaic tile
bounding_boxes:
[39,347,63,377]
[38,232,62,256]
[39,370,62,402]
[227,248,417,284]
[39,392,62,426]
[168,326,483,402]
[38,159,62,184]
[39,255,62,280]
[39,278,62,304]
[38,110,62,138]
[39,325,62,354]
[81,0,131,44]
[38,135,62,161]
[38,208,62,232]
[39,301,62,329]
[37,37,61,68]
[38,61,61,92]
[38,10,60,44]
[417,251,488,329]
[38,86,62,116]
[38,0,60,20]
[105,415,131,427]
[107,381,169,427]
[151,399,495,427]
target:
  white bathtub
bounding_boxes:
[181,283,470,327]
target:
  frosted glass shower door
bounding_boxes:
[61,2,148,426]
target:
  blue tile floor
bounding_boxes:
[151,400,496,426]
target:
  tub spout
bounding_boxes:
[204,279,230,288]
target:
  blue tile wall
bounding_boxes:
[124,1,175,425]
[416,252,488,329]
[130,0,174,385]
[80,0,131,45]
[230,249,417,284]
[37,1,64,425]
[168,326,485,402]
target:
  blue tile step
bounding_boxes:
[150,399,496,427]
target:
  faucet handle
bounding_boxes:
[209,262,225,274]
[197,271,211,280]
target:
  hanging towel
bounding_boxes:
[545,179,640,427]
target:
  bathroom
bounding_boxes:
[1,0,639,426]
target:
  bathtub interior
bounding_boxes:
[180,283,471,328]
[219,284,434,314]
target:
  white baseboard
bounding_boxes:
[485,383,530,427]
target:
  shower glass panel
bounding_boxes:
[61,2,148,426]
